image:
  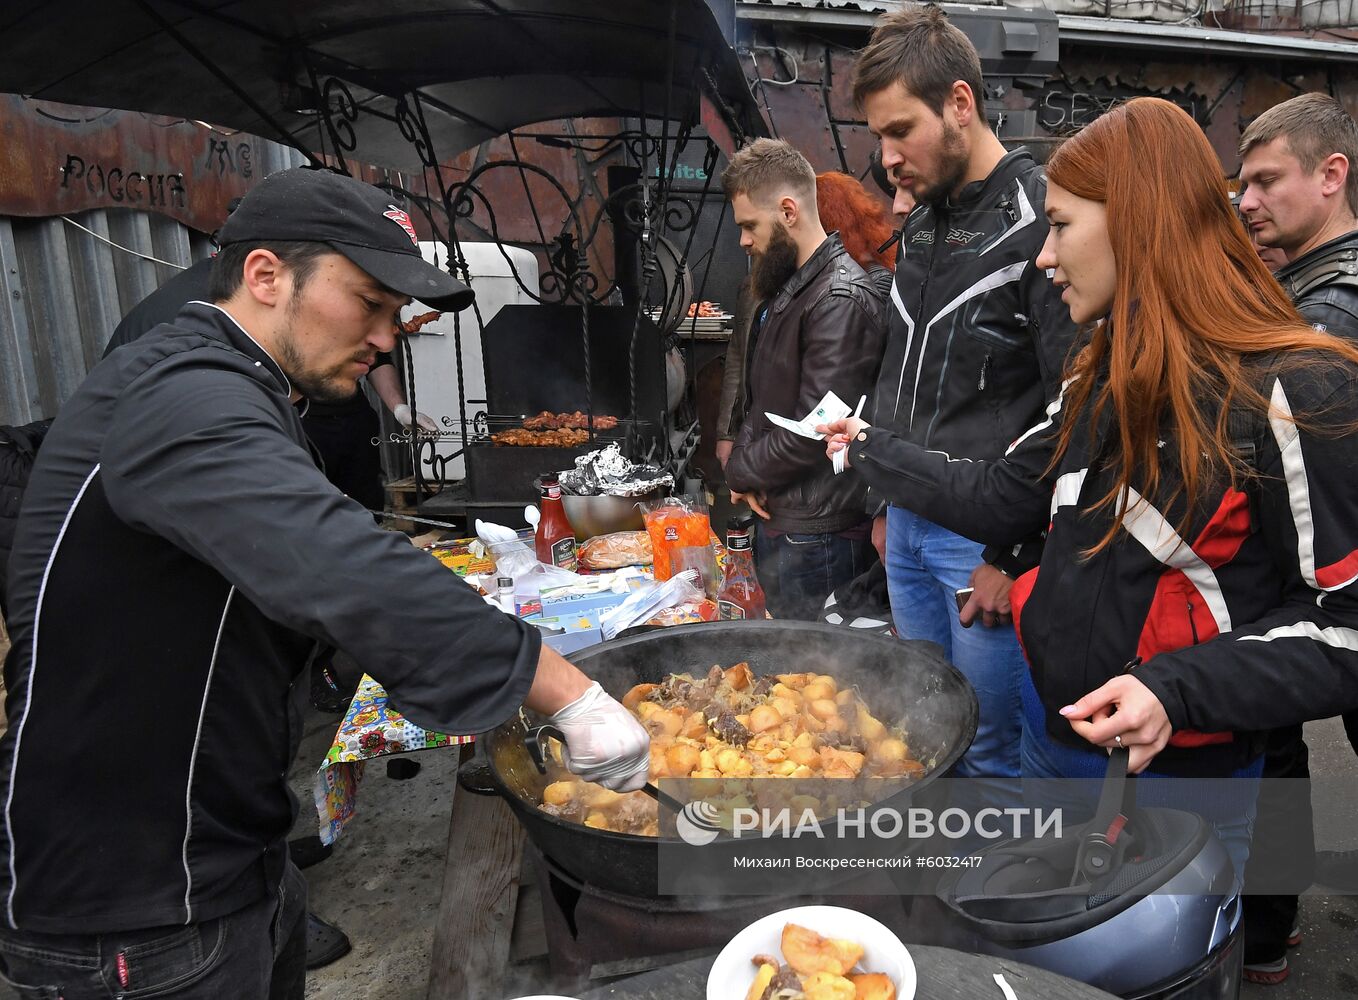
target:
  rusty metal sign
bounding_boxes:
[0,95,289,232]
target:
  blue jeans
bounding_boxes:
[1020,672,1261,884]
[754,525,873,621]
[885,505,1024,781]
[0,864,307,999]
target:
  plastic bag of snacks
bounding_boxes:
[642,495,710,581]
[599,570,706,640]
[645,599,718,627]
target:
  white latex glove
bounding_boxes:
[475,519,519,544]
[547,682,651,791]
[393,404,439,434]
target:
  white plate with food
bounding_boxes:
[707,905,915,1000]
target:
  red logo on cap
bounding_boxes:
[383,206,419,246]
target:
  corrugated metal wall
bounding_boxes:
[0,146,305,426]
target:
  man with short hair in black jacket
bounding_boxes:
[1242,93,1358,340]
[1237,90,1358,984]
[850,7,1078,782]
[0,168,650,999]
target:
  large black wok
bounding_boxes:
[458,620,979,898]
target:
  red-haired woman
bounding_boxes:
[815,171,897,299]
[823,97,1358,879]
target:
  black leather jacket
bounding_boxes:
[1276,229,1358,339]
[876,148,1078,458]
[726,234,887,533]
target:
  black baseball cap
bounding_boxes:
[217,168,474,312]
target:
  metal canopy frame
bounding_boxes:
[0,0,765,170]
[1,0,765,517]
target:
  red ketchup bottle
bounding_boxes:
[717,511,766,620]
[535,475,578,571]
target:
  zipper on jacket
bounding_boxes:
[744,306,768,421]
[1186,600,1200,644]
[907,211,943,428]
[978,352,992,391]
[916,218,939,326]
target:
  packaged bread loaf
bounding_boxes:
[578,530,653,569]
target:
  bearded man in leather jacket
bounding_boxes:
[850,7,1079,782]
[1236,91,1358,983]
[721,139,887,621]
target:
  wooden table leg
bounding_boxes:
[426,745,526,1000]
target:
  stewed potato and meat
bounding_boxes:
[538,663,925,836]
[745,923,897,1000]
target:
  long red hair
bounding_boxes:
[1046,97,1358,552]
[816,171,896,271]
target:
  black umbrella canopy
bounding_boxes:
[0,0,765,171]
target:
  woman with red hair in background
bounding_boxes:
[822,97,1358,882]
[815,171,898,300]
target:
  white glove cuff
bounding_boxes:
[547,681,606,724]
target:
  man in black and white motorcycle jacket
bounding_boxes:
[852,7,1079,781]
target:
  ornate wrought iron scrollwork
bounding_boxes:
[445,160,609,305]
[660,195,697,234]
[394,95,438,170]
[418,438,456,487]
[607,184,700,238]
[623,132,662,164]
[540,232,599,303]
[319,77,360,155]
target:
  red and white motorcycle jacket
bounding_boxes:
[851,358,1358,775]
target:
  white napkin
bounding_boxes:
[764,390,854,441]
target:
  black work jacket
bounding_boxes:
[0,303,540,933]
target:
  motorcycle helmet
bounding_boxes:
[935,750,1242,999]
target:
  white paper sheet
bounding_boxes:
[764,390,852,441]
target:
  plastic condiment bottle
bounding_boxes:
[717,511,766,620]
[534,475,578,571]
[495,576,515,614]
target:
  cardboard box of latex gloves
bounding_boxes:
[527,610,603,654]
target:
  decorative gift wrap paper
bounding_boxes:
[314,758,364,847]
[424,536,497,577]
[326,675,472,762]
[314,674,473,844]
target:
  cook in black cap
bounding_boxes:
[0,163,649,998]
[218,167,473,312]
[202,167,477,406]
